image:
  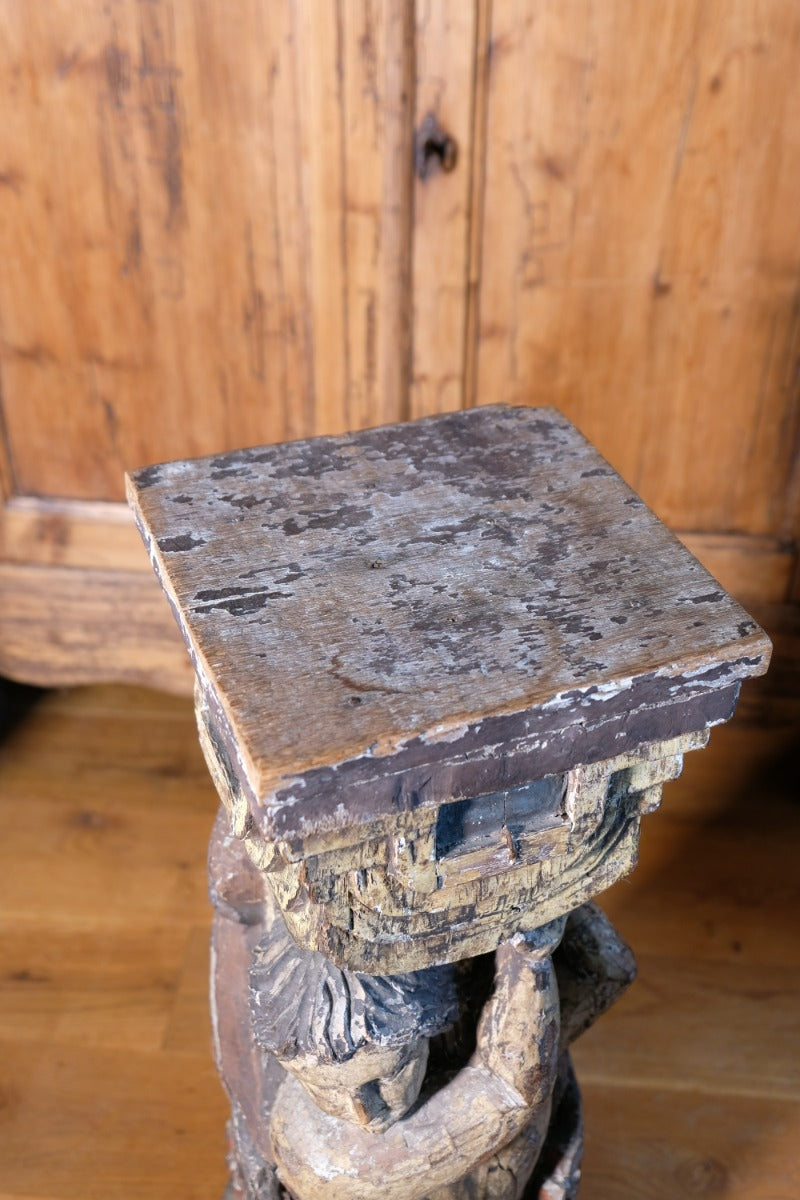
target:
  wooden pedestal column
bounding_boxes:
[127,406,771,1200]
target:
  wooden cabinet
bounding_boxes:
[1,1,798,693]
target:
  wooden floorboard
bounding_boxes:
[0,610,798,1198]
[580,1084,800,1200]
[0,1041,227,1200]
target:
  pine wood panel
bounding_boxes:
[3,0,797,527]
[476,0,800,537]
[409,0,476,418]
[1,0,799,693]
[0,564,190,693]
[0,500,145,570]
[0,0,413,503]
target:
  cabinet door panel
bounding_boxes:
[0,0,414,505]
[410,0,479,419]
[476,0,800,536]
[0,0,415,689]
[1,0,798,692]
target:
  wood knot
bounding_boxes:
[675,1157,729,1196]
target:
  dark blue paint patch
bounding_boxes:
[193,590,291,616]
[133,464,164,489]
[158,533,206,552]
[282,506,372,536]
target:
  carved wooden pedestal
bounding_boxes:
[127,407,770,1200]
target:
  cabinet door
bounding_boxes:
[474,0,800,580]
[1,1,798,691]
[0,0,434,690]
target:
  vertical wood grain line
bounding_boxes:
[289,0,317,437]
[387,0,416,425]
[335,0,353,430]
[0,366,18,503]
[790,553,800,604]
[778,285,800,550]
[264,44,292,437]
[463,0,492,412]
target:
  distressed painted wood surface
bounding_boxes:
[207,729,708,975]
[127,406,770,829]
[269,931,564,1200]
[211,829,634,1200]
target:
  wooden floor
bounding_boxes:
[1,607,798,1199]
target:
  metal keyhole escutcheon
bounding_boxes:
[414,112,458,181]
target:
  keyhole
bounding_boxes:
[414,113,458,181]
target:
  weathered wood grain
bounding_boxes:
[1,1,798,695]
[410,1,475,419]
[0,523,788,694]
[0,0,415,503]
[222,732,707,974]
[128,406,770,828]
[0,563,191,693]
[249,891,458,1073]
[270,932,563,1200]
[475,0,800,538]
[256,907,633,1200]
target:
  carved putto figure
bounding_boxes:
[127,406,770,1198]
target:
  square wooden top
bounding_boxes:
[127,406,770,837]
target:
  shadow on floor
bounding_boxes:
[0,676,47,744]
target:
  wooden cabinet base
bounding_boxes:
[0,563,192,694]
